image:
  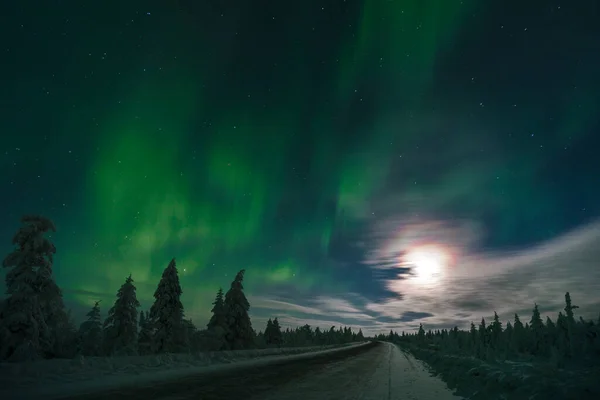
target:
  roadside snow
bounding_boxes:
[0,342,369,400]
[364,343,462,400]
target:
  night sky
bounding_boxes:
[1,1,599,335]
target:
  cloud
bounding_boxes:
[361,218,600,331]
[313,296,362,313]
[250,296,325,316]
[244,213,600,337]
[58,219,600,337]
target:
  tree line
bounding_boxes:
[377,292,600,368]
[0,215,365,361]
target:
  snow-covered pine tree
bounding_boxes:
[0,215,59,361]
[207,287,225,329]
[264,317,283,346]
[469,322,478,351]
[264,318,274,345]
[271,317,283,346]
[206,287,228,350]
[417,323,425,344]
[545,316,556,348]
[556,311,570,358]
[490,312,503,351]
[223,269,254,350]
[137,310,153,355]
[183,319,198,351]
[357,328,365,341]
[103,274,140,355]
[148,258,187,353]
[564,292,579,325]
[529,303,544,355]
[563,292,580,356]
[79,301,103,356]
[504,321,514,354]
[37,272,72,358]
[512,313,524,353]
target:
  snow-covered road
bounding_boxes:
[255,342,462,400]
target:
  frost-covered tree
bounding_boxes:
[564,292,579,325]
[205,287,228,350]
[183,318,199,351]
[529,303,544,355]
[264,318,273,343]
[148,258,187,353]
[469,322,478,350]
[103,274,140,355]
[561,292,581,357]
[137,310,153,355]
[356,328,365,341]
[207,287,225,330]
[79,301,103,356]
[0,215,59,361]
[490,312,503,350]
[271,317,283,345]
[38,277,72,358]
[388,292,600,371]
[512,313,525,353]
[264,317,283,346]
[223,269,254,350]
[417,323,425,343]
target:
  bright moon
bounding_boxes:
[405,244,450,284]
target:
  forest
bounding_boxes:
[376,293,600,368]
[0,215,364,362]
[375,293,600,399]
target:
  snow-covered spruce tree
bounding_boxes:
[148,258,187,353]
[103,274,140,355]
[529,303,545,355]
[137,310,153,355]
[563,292,580,356]
[545,316,557,349]
[79,301,103,356]
[417,323,425,345]
[469,322,478,352]
[207,287,225,330]
[556,311,570,359]
[0,215,62,361]
[477,317,488,357]
[512,313,525,353]
[264,317,282,346]
[271,317,283,346]
[264,318,274,345]
[223,269,254,350]
[183,318,199,351]
[504,321,514,355]
[206,287,228,350]
[38,276,74,358]
[356,328,365,341]
[490,312,503,351]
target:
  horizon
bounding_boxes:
[1,1,600,338]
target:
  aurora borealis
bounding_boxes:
[1,1,600,335]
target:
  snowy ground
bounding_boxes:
[1,342,463,400]
[402,345,600,400]
[0,342,365,400]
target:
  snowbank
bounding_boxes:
[400,345,600,399]
[0,342,369,399]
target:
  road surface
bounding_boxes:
[52,342,460,400]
